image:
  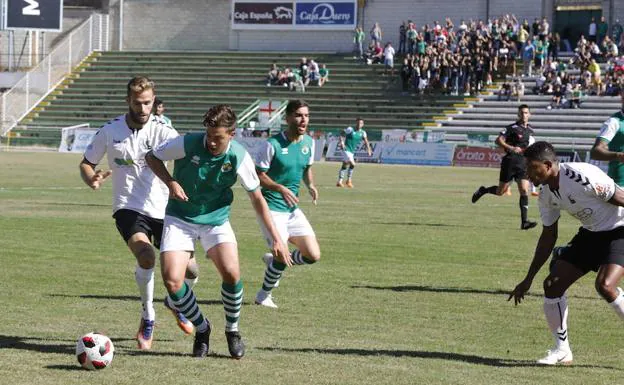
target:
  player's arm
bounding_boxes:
[79,158,112,190]
[145,137,188,201]
[302,165,318,205]
[495,133,522,154]
[257,170,299,207]
[363,136,372,156]
[508,221,559,305]
[590,138,624,162]
[339,132,346,149]
[247,188,292,266]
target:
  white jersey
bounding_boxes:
[84,114,178,219]
[539,162,624,232]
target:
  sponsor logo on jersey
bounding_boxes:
[114,158,134,166]
[301,145,310,155]
[191,155,200,165]
[573,208,593,221]
[281,148,289,155]
[221,162,233,172]
[595,183,611,200]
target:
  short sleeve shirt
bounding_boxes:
[83,114,178,219]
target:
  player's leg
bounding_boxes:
[595,230,624,318]
[160,216,212,357]
[346,161,356,188]
[471,158,512,203]
[337,160,348,187]
[288,209,321,265]
[256,211,289,308]
[538,231,591,365]
[518,178,537,230]
[152,216,196,335]
[202,222,245,359]
[113,209,158,350]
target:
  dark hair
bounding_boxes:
[524,141,557,162]
[286,99,309,116]
[356,117,364,122]
[203,104,237,133]
[518,104,530,112]
[127,76,155,97]
[154,98,163,107]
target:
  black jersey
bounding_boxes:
[500,122,534,154]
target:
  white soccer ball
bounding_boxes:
[75,332,115,370]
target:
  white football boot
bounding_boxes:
[537,348,573,365]
[255,290,278,309]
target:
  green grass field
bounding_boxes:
[1,151,623,385]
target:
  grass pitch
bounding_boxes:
[0,151,623,385]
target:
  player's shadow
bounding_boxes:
[45,364,84,371]
[258,346,622,370]
[48,293,229,306]
[373,221,468,228]
[0,334,138,356]
[351,285,597,301]
[125,350,233,359]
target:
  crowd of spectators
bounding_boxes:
[265,57,329,92]
[354,15,624,98]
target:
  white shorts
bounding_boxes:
[257,208,316,246]
[342,150,355,163]
[161,215,237,253]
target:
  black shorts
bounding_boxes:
[556,226,624,273]
[499,155,527,183]
[113,209,163,249]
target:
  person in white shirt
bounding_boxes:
[79,76,197,350]
[383,42,395,76]
[509,141,624,365]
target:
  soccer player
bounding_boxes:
[254,99,321,309]
[509,141,624,365]
[590,88,624,185]
[336,118,372,188]
[145,104,289,358]
[79,76,197,350]
[471,104,538,230]
[153,98,172,125]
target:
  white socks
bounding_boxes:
[609,287,624,320]
[135,266,155,321]
[543,296,570,352]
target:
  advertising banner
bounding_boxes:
[584,152,609,173]
[235,137,267,163]
[556,150,580,163]
[5,0,63,31]
[453,146,505,168]
[59,126,97,153]
[381,142,455,166]
[325,140,381,163]
[295,2,356,29]
[232,2,293,29]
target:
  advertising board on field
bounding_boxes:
[325,140,381,163]
[58,126,97,153]
[381,142,455,166]
[453,146,504,168]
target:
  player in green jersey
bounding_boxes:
[590,89,624,185]
[336,118,372,188]
[145,104,288,359]
[254,99,321,309]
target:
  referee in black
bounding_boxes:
[471,104,538,230]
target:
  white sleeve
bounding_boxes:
[362,130,368,139]
[255,140,275,171]
[585,167,616,202]
[152,135,186,161]
[83,128,107,165]
[538,189,560,226]
[528,135,535,145]
[308,140,315,166]
[237,152,261,192]
[598,118,619,143]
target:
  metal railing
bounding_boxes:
[0,13,109,136]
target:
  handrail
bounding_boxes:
[236,99,261,127]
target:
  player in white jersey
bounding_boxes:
[79,76,197,350]
[509,141,624,365]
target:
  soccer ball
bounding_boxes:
[75,332,114,370]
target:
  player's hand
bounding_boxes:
[279,185,299,207]
[167,180,189,201]
[271,241,292,267]
[308,185,319,205]
[89,169,112,190]
[512,146,523,154]
[616,152,624,162]
[508,278,532,306]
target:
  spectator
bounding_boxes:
[308,59,320,84]
[522,39,536,76]
[498,82,512,101]
[589,17,597,43]
[266,62,281,86]
[562,26,573,52]
[570,84,583,108]
[547,84,564,109]
[513,77,525,101]
[353,27,365,59]
[318,64,329,87]
[370,22,382,45]
[598,16,609,47]
[398,21,407,54]
[383,42,396,76]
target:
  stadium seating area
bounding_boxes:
[439,54,617,151]
[7,51,473,148]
